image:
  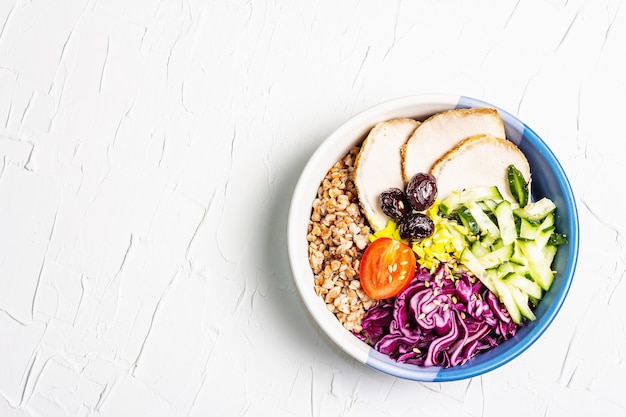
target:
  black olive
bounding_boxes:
[405,172,438,211]
[399,212,435,240]
[379,187,410,221]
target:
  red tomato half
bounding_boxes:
[359,237,417,300]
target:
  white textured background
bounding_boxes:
[1,1,625,416]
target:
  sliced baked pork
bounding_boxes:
[354,118,420,231]
[401,107,506,183]
[430,133,531,202]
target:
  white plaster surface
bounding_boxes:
[0,0,625,416]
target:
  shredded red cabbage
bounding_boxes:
[357,266,519,368]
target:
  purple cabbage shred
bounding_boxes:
[356,266,519,368]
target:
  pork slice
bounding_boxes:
[401,107,505,183]
[430,134,531,202]
[354,118,420,231]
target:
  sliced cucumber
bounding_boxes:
[513,197,556,222]
[477,244,513,269]
[509,285,536,321]
[536,225,555,247]
[493,279,522,324]
[470,240,490,257]
[510,240,527,266]
[455,206,480,235]
[503,271,543,300]
[507,164,529,207]
[540,212,555,229]
[519,217,538,240]
[480,232,499,248]
[468,205,500,237]
[445,182,564,323]
[494,200,516,245]
[439,186,503,215]
[516,239,556,291]
[479,199,499,213]
[460,248,496,294]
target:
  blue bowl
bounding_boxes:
[287,94,579,381]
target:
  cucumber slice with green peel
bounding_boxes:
[479,199,498,213]
[509,285,536,321]
[518,214,554,241]
[517,239,556,291]
[496,261,520,276]
[540,212,555,229]
[510,240,527,266]
[477,244,513,269]
[513,197,556,222]
[493,279,522,324]
[439,186,503,215]
[455,205,480,235]
[480,232,499,248]
[536,225,555,248]
[460,248,496,294]
[503,271,543,300]
[519,217,538,240]
[494,200,517,245]
[490,237,505,250]
[468,205,500,237]
[507,164,529,207]
[470,240,490,257]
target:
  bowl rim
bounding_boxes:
[287,93,580,382]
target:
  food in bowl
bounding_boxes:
[306,106,569,368]
[308,147,376,332]
[289,94,578,381]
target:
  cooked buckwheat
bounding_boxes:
[307,147,376,333]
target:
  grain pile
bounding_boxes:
[306,147,377,333]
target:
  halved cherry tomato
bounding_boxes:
[359,237,417,300]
